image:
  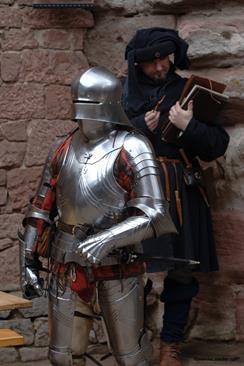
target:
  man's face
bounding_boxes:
[139,56,171,81]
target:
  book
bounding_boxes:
[161,75,229,144]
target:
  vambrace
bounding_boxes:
[19,143,58,298]
[24,202,53,226]
[19,227,44,298]
[127,197,175,237]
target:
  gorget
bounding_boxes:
[56,129,129,229]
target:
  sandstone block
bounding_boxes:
[0,169,6,186]
[85,14,175,74]
[94,0,143,14]
[19,297,48,319]
[0,245,20,287]
[0,187,7,206]
[0,237,12,252]
[1,28,38,51]
[233,285,244,340]
[45,86,72,119]
[7,167,42,210]
[0,213,23,240]
[0,309,11,319]
[212,210,244,284]
[1,52,21,82]
[38,29,73,50]
[49,51,89,85]
[71,29,85,51]
[0,318,34,345]
[0,0,14,4]
[0,141,26,168]
[19,347,49,362]
[20,49,88,85]
[25,119,74,166]
[23,8,94,29]
[180,66,244,98]
[34,318,49,346]
[0,84,45,120]
[0,8,22,28]
[0,121,27,142]
[20,49,50,83]
[189,281,236,340]
[178,9,244,67]
[0,348,18,363]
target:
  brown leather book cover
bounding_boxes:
[161,75,228,144]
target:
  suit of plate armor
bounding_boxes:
[19,67,175,366]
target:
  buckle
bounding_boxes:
[72,224,88,241]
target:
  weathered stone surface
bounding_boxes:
[23,8,94,29]
[0,187,7,206]
[224,127,244,208]
[45,86,73,119]
[0,84,45,120]
[189,281,236,340]
[0,318,34,345]
[0,347,18,363]
[7,167,42,210]
[0,169,7,186]
[0,238,13,252]
[37,29,74,50]
[94,0,242,15]
[0,141,26,168]
[20,49,88,84]
[233,285,244,340]
[19,296,48,319]
[71,29,85,51]
[179,66,244,98]
[0,121,27,142]
[20,49,50,83]
[1,52,21,82]
[0,245,20,287]
[212,210,244,283]
[85,14,175,73]
[0,0,14,4]
[0,213,23,240]
[49,51,89,85]
[0,8,22,28]
[34,318,49,346]
[0,28,39,51]
[19,347,49,362]
[94,0,145,14]
[25,119,74,167]
[0,309,11,319]
[178,8,244,67]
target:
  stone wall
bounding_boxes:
[0,0,244,363]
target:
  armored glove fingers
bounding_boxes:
[21,258,44,299]
[76,231,113,265]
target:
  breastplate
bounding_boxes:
[56,129,129,229]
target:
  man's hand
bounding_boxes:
[145,110,160,131]
[169,101,193,131]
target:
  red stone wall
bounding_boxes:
[0,0,244,344]
[0,3,93,286]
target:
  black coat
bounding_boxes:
[122,70,230,272]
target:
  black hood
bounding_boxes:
[123,27,190,116]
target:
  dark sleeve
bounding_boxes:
[130,114,155,141]
[179,117,230,161]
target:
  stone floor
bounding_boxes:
[2,340,244,366]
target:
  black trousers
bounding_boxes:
[159,270,199,342]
